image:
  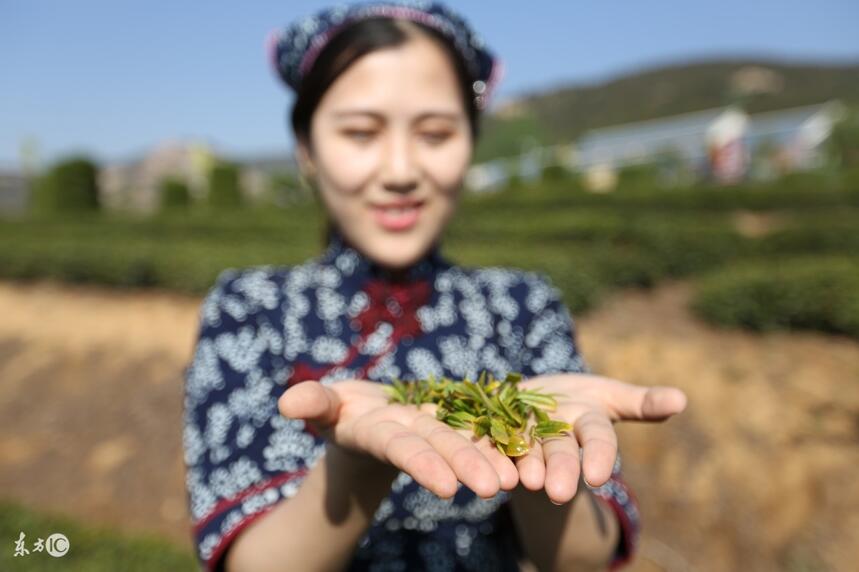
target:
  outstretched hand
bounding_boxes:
[514,373,688,504]
[279,374,686,505]
[278,380,519,499]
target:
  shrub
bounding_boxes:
[690,257,859,338]
[207,161,243,209]
[30,156,100,213]
[753,218,859,257]
[826,108,859,168]
[158,177,191,212]
[540,164,574,183]
[629,220,748,276]
[263,171,311,207]
[616,163,661,189]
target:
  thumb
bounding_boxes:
[606,380,688,422]
[278,381,342,429]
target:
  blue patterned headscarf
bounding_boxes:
[267,1,503,110]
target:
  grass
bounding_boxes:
[0,499,197,571]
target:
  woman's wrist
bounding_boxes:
[509,478,619,571]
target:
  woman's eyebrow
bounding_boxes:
[414,111,461,122]
[331,109,461,122]
[332,109,384,120]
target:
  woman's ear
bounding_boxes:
[294,138,319,192]
[295,138,317,180]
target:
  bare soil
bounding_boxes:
[1,280,856,572]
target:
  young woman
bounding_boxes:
[182,2,688,571]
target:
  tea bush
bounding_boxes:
[690,257,859,338]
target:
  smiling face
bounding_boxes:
[296,23,473,270]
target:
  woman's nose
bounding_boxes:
[381,132,418,193]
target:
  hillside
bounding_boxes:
[474,58,859,162]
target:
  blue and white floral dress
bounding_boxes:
[182,229,640,571]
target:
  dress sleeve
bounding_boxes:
[182,268,325,571]
[517,273,641,571]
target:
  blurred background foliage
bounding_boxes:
[3,162,859,339]
[0,500,196,571]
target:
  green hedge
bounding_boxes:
[158,177,192,212]
[29,157,100,214]
[485,168,859,213]
[752,215,859,257]
[0,209,324,293]
[207,161,244,209]
[3,179,859,320]
[690,257,859,338]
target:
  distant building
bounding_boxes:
[100,140,218,212]
[99,142,299,212]
[234,152,299,204]
[463,100,846,192]
[576,107,733,176]
[743,101,845,176]
[0,169,29,214]
[573,100,844,188]
[465,160,509,192]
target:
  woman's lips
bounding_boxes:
[371,202,424,231]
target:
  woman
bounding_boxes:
[182,2,688,571]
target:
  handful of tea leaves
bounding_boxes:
[383,371,571,457]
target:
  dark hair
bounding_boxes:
[290,17,482,151]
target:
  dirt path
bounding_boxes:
[1,280,857,571]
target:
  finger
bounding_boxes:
[348,411,461,498]
[372,420,459,498]
[278,381,341,428]
[513,437,545,492]
[472,435,520,492]
[573,410,617,488]
[422,402,518,491]
[542,434,581,505]
[604,380,688,422]
[411,413,501,498]
[418,403,517,493]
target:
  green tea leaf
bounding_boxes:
[385,370,573,458]
[495,440,507,456]
[504,433,530,457]
[490,417,510,445]
[517,390,558,410]
[451,398,472,411]
[384,383,405,404]
[534,420,572,438]
[454,381,482,403]
[504,372,522,385]
[474,382,503,416]
[473,416,490,438]
[533,406,550,424]
[392,378,408,399]
[447,410,476,423]
[497,393,523,427]
[442,412,474,430]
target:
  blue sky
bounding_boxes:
[2,0,858,168]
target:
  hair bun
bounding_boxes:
[266,1,503,110]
